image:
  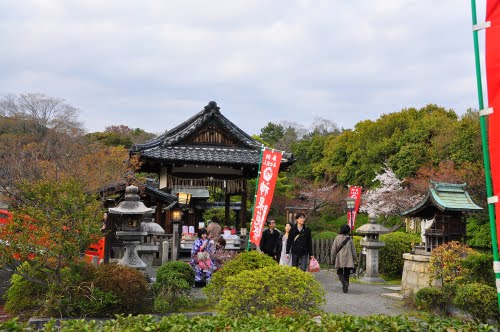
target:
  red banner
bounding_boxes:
[250,148,282,246]
[486,0,500,243]
[347,186,362,230]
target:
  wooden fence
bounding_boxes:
[312,239,334,265]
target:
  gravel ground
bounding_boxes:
[315,268,409,316]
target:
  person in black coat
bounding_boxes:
[260,219,281,261]
[286,213,314,271]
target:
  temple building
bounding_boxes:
[130,101,294,233]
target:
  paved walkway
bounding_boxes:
[191,268,410,317]
[316,268,408,316]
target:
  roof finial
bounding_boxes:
[204,101,220,114]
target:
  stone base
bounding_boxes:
[360,276,386,284]
[401,253,441,294]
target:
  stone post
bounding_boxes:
[356,213,389,284]
[172,223,179,261]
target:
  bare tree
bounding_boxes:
[0,93,84,136]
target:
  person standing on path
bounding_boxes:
[331,224,357,293]
[286,213,313,271]
[276,222,292,266]
[260,219,280,261]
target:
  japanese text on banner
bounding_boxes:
[250,149,282,246]
[347,186,362,230]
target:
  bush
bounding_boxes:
[454,282,499,322]
[152,274,192,313]
[466,215,492,248]
[203,251,276,303]
[93,264,150,314]
[312,231,337,240]
[4,271,46,315]
[156,261,194,286]
[429,241,473,285]
[153,261,193,313]
[379,232,420,276]
[458,252,495,287]
[216,265,325,317]
[1,313,497,331]
[56,283,119,318]
[415,287,446,312]
[202,207,236,227]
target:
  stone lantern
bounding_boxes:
[108,185,153,270]
[356,213,390,283]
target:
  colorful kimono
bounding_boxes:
[190,238,213,283]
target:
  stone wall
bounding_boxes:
[401,253,441,293]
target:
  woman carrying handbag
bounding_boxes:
[331,224,357,293]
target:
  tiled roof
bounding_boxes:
[130,101,294,167]
[145,185,177,204]
[130,101,261,151]
[401,181,483,216]
[140,145,262,166]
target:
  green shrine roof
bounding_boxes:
[401,181,483,216]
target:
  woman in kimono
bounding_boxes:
[276,222,293,266]
[190,228,213,287]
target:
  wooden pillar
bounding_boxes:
[155,203,163,227]
[240,188,247,229]
[225,193,231,226]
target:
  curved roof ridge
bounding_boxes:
[131,101,262,151]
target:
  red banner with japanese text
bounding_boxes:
[486,0,500,244]
[347,186,362,230]
[250,148,283,246]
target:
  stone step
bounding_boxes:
[381,292,403,300]
[383,286,401,291]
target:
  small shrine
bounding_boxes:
[400,181,483,293]
[402,181,483,255]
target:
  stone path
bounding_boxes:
[191,268,411,317]
[315,268,409,316]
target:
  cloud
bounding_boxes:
[0,0,485,135]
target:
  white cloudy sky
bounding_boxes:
[0,1,488,136]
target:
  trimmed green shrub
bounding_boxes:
[216,265,325,317]
[312,231,337,240]
[454,282,499,322]
[203,250,276,303]
[458,252,495,287]
[156,261,195,286]
[379,232,420,276]
[414,287,446,312]
[93,264,150,314]
[152,261,194,313]
[152,273,192,313]
[1,313,497,331]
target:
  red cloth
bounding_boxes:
[250,149,282,246]
[486,0,500,242]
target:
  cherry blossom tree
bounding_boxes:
[361,166,422,218]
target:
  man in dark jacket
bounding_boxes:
[286,213,314,271]
[260,219,280,261]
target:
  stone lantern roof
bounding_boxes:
[108,185,154,215]
[356,214,390,235]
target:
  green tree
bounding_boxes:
[0,177,102,287]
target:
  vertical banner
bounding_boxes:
[347,186,362,230]
[486,0,500,245]
[249,148,282,246]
